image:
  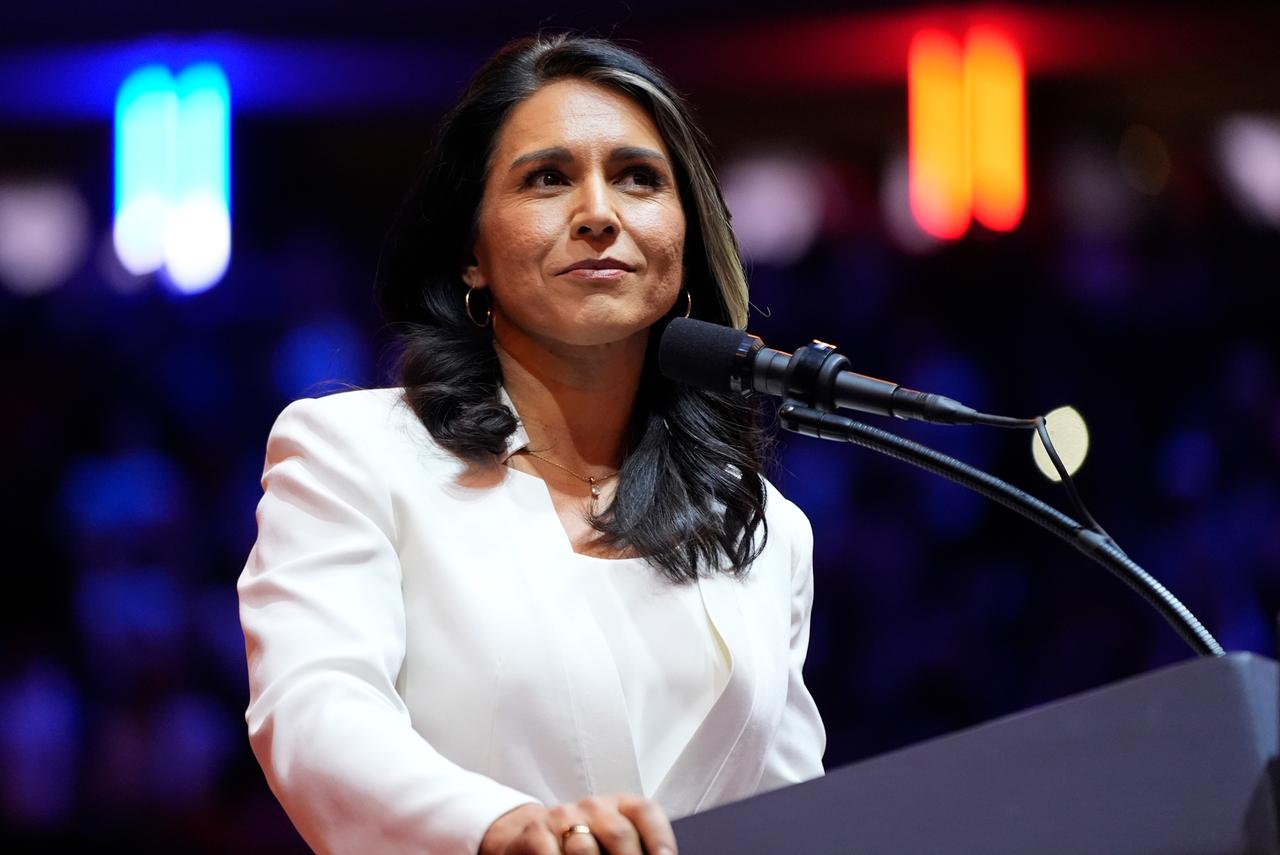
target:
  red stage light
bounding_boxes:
[908,26,1026,239]
[968,27,1026,232]
[909,29,971,241]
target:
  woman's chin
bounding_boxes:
[498,306,672,350]
[552,323,656,350]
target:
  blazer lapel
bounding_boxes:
[652,570,763,816]
[555,573,646,796]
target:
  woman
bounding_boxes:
[239,33,825,855]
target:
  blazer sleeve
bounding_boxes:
[237,397,539,855]
[757,497,827,792]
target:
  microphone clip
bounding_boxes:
[784,340,851,412]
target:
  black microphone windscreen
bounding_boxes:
[658,318,751,392]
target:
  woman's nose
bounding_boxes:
[570,175,620,239]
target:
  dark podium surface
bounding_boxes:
[673,653,1278,854]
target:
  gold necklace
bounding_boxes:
[515,449,619,515]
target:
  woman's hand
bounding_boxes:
[479,795,677,855]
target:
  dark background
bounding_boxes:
[2,2,1278,850]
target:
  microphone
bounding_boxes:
[658,317,981,425]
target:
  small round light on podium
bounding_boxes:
[1033,405,1090,482]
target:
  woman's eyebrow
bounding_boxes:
[611,146,669,164]
[508,145,670,172]
[509,147,572,171]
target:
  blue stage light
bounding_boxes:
[113,65,176,276]
[166,64,231,294]
[112,62,230,293]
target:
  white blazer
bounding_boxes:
[238,387,825,855]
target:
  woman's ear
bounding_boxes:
[461,255,487,290]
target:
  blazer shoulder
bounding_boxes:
[272,386,413,441]
[271,387,472,487]
[760,476,814,567]
[282,385,406,421]
[762,476,809,531]
[263,387,429,471]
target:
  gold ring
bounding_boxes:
[561,823,593,843]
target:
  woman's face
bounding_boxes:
[465,78,686,352]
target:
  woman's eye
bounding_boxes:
[522,166,663,190]
[622,167,663,188]
[525,169,566,188]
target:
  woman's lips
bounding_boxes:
[560,267,630,281]
[557,257,636,275]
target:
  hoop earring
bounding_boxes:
[464,286,491,328]
[682,291,692,319]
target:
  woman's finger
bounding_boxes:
[508,816,563,855]
[616,796,677,855]
[544,806,601,855]
[579,797,645,855]
[557,820,602,855]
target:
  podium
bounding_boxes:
[673,653,1278,854]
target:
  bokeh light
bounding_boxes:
[1032,405,1091,482]
[272,318,370,400]
[164,63,231,294]
[112,62,230,291]
[0,180,91,296]
[907,26,1025,238]
[1216,114,1280,230]
[908,29,970,240]
[721,153,826,266]
[967,26,1026,232]
[60,449,188,534]
[113,65,176,276]
[0,661,81,829]
[163,193,231,293]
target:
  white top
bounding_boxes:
[238,387,825,855]
[565,552,731,795]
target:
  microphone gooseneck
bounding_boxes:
[779,402,1223,657]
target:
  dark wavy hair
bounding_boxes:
[375,33,767,582]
